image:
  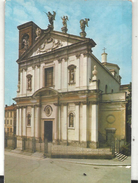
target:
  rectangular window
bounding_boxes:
[7,120,9,124]
[10,128,12,132]
[7,128,9,132]
[45,67,53,87]
[10,111,12,117]
[7,112,9,117]
[10,120,12,125]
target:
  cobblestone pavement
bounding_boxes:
[5,151,131,183]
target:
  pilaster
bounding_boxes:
[90,103,99,148]
[31,106,35,137]
[35,105,40,138]
[58,59,61,90]
[19,107,22,136]
[32,66,35,93]
[23,107,27,136]
[20,69,23,95]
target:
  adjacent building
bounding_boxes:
[5,104,16,135]
[14,21,127,149]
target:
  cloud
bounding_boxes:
[5,4,12,17]
[13,7,28,19]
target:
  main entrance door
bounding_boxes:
[44,121,53,142]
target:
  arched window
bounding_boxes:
[27,114,31,126]
[105,85,107,94]
[68,65,76,84]
[69,113,74,127]
[26,74,32,91]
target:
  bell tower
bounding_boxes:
[17,21,41,57]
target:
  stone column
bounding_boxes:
[16,107,19,136]
[83,104,87,143]
[23,107,27,136]
[79,103,83,143]
[91,103,99,148]
[60,104,64,141]
[31,106,35,137]
[79,102,87,147]
[35,105,40,138]
[63,104,67,141]
[58,105,61,141]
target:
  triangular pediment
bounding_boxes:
[28,32,86,58]
[17,30,95,61]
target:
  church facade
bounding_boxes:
[14,20,127,149]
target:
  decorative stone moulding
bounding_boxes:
[44,105,53,117]
[58,58,62,63]
[76,53,81,59]
[106,114,116,124]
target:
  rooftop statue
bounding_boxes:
[45,11,56,29]
[80,18,90,38]
[61,16,68,28]
[61,16,68,33]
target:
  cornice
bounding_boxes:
[17,39,95,64]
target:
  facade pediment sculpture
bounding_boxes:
[31,37,63,56]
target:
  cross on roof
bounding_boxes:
[103,47,106,53]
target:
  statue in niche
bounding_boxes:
[27,77,32,90]
[69,113,74,127]
[61,16,68,28]
[22,33,29,50]
[70,69,75,83]
[45,11,56,28]
[27,114,31,126]
[80,18,90,38]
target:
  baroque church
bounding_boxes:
[14,13,127,149]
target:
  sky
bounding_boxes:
[5,0,132,106]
